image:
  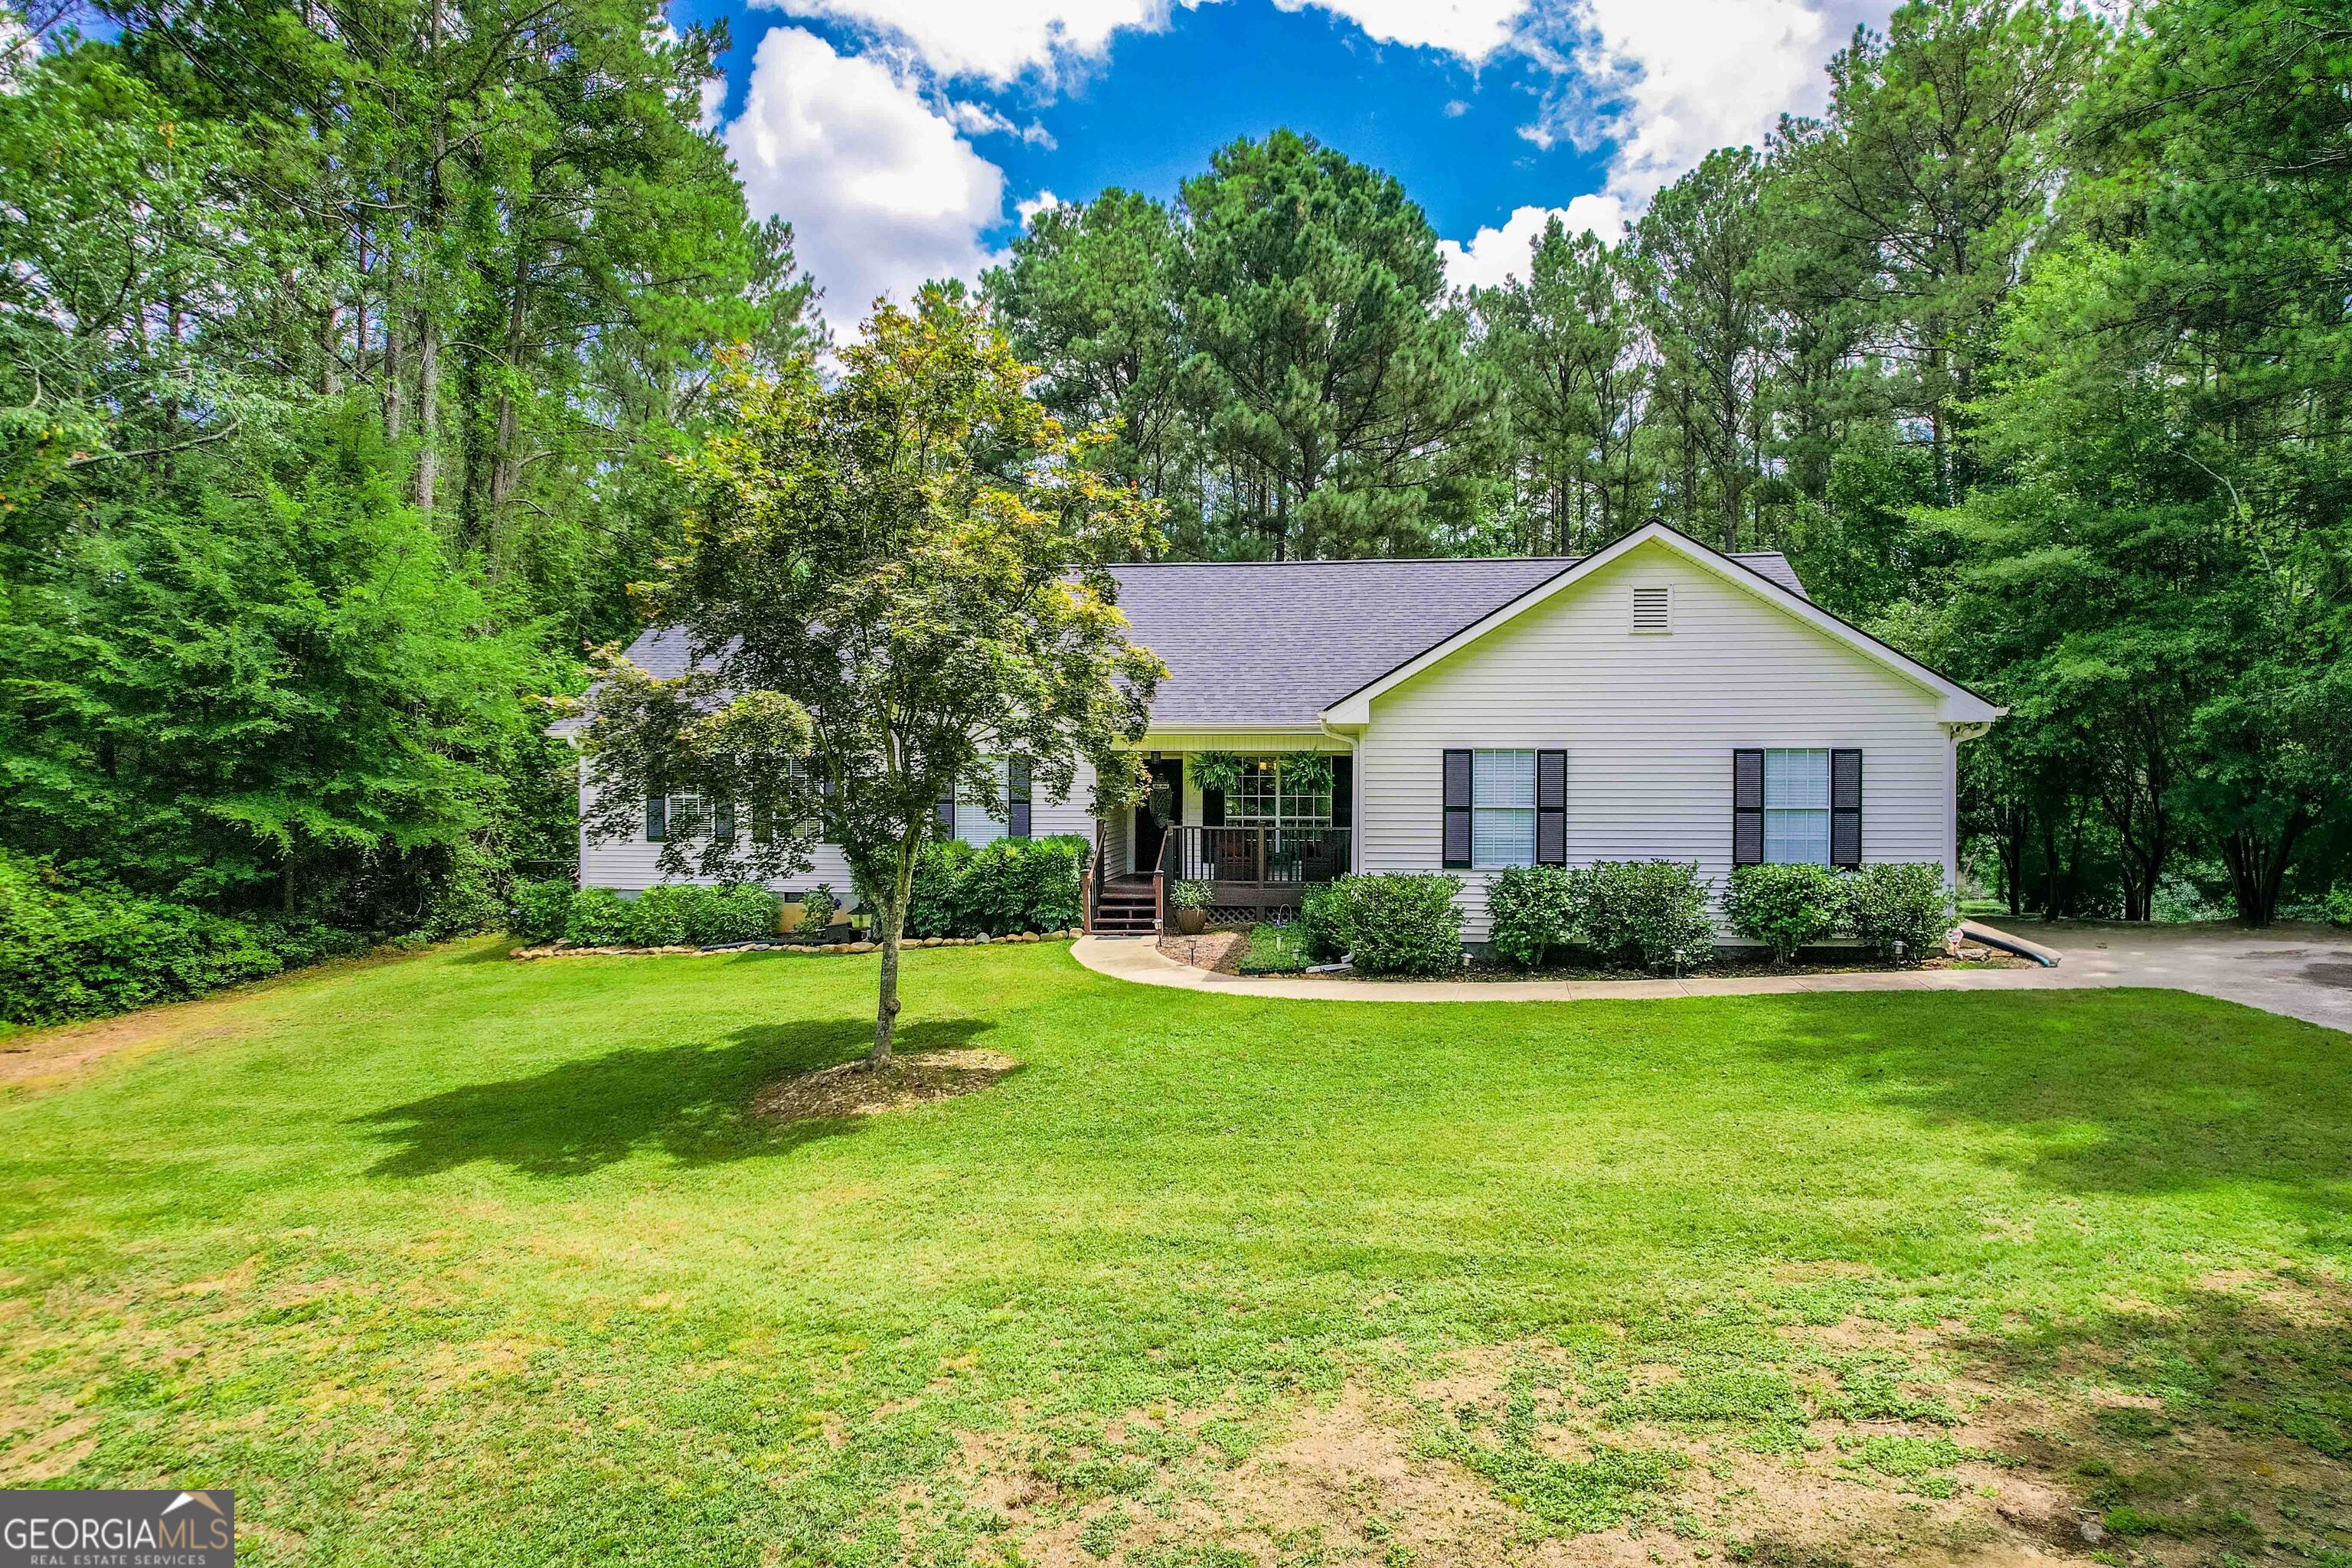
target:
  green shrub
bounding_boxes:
[1298,880,1357,962]
[2326,884,2352,929]
[1027,836,1089,932]
[0,850,292,1024]
[564,887,636,946]
[905,838,978,937]
[799,883,838,932]
[689,884,779,945]
[1725,863,1849,964]
[1845,863,1952,962]
[508,878,573,944]
[1485,864,1580,969]
[629,884,700,946]
[1342,873,1465,977]
[904,835,1086,938]
[1170,879,1212,912]
[1579,861,1716,973]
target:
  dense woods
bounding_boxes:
[2,0,2347,1015]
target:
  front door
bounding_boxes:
[1133,758,1184,875]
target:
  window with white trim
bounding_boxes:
[1225,757,1332,828]
[1763,748,1831,865]
[1472,749,1537,867]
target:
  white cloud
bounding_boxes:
[1534,0,1886,207]
[945,97,1058,146]
[1016,189,1063,227]
[1275,0,1523,60]
[758,0,1527,87]
[724,27,1008,338]
[697,73,728,131]
[1437,194,1628,292]
[761,0,1173,85]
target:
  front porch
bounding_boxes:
[1089,824,1355,934]
[1083,745,1357,935]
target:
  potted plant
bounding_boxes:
[1170,879,1213,934]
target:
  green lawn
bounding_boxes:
[2,942,2348,1566]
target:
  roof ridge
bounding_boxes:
[1108,550,1792,567]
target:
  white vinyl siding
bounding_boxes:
[1472,750,1537,868]
[1763,748,1831,865]
[580,754,1099,901]
[1354,544,1957,941]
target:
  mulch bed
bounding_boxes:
[750,1047,1021,1122]
[1157,932,1249,974]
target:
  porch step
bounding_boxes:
[1092,876,1161,934]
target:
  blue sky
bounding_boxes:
[681,0,1896,336]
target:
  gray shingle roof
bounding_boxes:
[1107,553,1805,727]
[599,552,1807,732]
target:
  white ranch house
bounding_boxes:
[575,522,2004,939]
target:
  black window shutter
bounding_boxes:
[1733,750,1764,866]
[713,801,737,844]
[1831,749,1863,867]
[936,788,955,837]
[1330,755,1352,831]
[1442,749,1472,868]
[1536,750,1566,866]
[1202,780,1224,826]
[1008,756,1031,839]
[645,786,667,843]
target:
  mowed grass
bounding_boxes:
[1,941,2349,1564]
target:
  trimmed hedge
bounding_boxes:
[1844,861,1953,962]
[1723,862,1952,965]
[556,882,781,948]
[906,835,1087,939]
[1298,880,1355,962]
[1723,863,1849,964]
[1485,864,1580,969]
[1482,860,1714,973]
[1305,873,1465,977]
[1579,861,1716,973]
[0,850,366,1025]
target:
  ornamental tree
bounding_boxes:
[580,287,1164,1064]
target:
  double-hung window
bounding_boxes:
[1762,748,1831,865]
[1472,749,1537,868]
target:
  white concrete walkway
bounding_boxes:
[1070,921,2352,1033]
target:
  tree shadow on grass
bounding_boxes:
[354,1018,994,1179]
[1955,1280,2352,1546]
[1744,989,2352,1222]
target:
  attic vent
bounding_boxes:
[1631,585,1673,634]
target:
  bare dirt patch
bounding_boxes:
[750,1047,1020,1122]
[1158,931,1247,973]
[897,1288,2352,1567]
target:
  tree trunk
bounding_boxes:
[413,0,446,514]
[867,844,918,1067]
[2223,810,2304,928]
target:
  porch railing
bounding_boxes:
[1159,825,1353,892]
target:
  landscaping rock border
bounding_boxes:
[511,930,1082,960]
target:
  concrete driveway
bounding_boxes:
[1072,921,2352,1033]
[2018,920,2352,1033]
